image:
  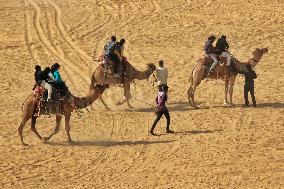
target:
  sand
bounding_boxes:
[0,0,283,188]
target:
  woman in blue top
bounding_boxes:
[51,63,68,96]
[51,63,63,84]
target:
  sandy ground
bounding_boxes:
[0,0,283,188]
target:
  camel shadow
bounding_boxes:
[125,101,209,112]
[47,140,175,147]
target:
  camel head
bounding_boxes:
[250,47,268,68]
[147,63,156,73]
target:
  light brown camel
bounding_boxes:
[187,47,268,108]
[18,84,109,146]
[91,57,156,108]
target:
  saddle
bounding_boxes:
[198,54,214,67]
[33,86,63,116]
[198,54,238,75]
[99,55,127,79]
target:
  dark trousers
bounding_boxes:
[244,83,256,105]
[108,54,120,74]
[150,108,170,131]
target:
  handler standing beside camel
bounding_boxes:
[150,85,174,136]
[154,60,168,90]
[244,66,257,107]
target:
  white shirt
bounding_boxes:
[156,67,168,85]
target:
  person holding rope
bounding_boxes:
[150,84,174,136]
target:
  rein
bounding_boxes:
[82,97,89,112]
[250,57,259,63]
[134,97,156,108]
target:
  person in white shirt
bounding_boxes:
[154,60,168,90]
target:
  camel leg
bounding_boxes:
[18,115,31,146]
[224,80,229,105]
[187,86,194,107]
[31,115,42,141]
[64,113,73,143]
[42,114,61,143]
[229,76,236,105]
[99,95,110,110]
[190,84,199,109]
[117,82,132,107]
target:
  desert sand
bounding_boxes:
[0,0,283,188]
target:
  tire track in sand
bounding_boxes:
[25,0,90,92]
[40,0,88,93]
[48,0,93,64]
[23,0,39,64]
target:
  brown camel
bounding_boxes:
[91,58,156,108]
[187,47,268,108]
[18,84,109,146]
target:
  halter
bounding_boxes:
[250,57,259,63]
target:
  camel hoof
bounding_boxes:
[68,140,75,145]
[223,102,230,106]
[42,137,49,143]
[193,105,199,109]
[22,142,28,146]
[230,103,236,107]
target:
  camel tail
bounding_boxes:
[188,68,194,87]
[21,96,29,112]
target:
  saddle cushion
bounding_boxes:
[198,54,213,66]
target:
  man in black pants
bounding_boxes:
[150,85,174,136]
[244,66,257,107]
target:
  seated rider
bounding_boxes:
[104,35,116,56]
[204,35,219,73]
[40,67,55,102]
[216,35,231,68]
[34,65,42,87]
[51,63,68,96]
[113,38,126,76]
[104,36,120,74]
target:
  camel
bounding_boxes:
[91,57,156,108]
[18,84,109,146]
[187,47,268,108]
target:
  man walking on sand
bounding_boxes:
[150,85,174,136]
[154,60,168,91]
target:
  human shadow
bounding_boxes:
[254,102,284,109]
[173,129,222,136]
[47,140,175,147]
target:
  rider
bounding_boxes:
[41,67,55,102]
[51,63,68,96]
[114,38,126,76]
[150,84,174,136]
[216,35,231,67]
[204,35,219,73]
[104,36,121,75]
[104,36,116,56]
[34,65,42,86]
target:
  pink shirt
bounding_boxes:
[156,91,167,110]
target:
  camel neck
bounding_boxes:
[133,68,152,80]
[74,89,100,109]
